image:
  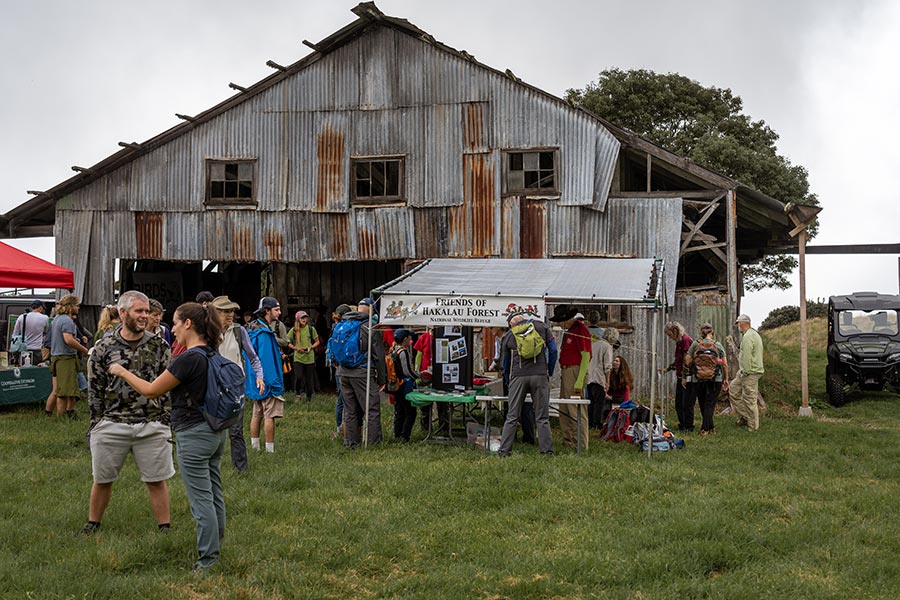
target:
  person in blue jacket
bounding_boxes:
[245,297,285,453]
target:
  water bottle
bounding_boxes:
[22,352,32,367]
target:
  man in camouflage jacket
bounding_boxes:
[79,291,174,536]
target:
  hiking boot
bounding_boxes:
[78,522,101,536]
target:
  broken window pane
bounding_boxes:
[224,181,238,198]
[539,172,554,189]
[385,161,400,196]
[356,179,370,197]
[355,161,370,181]
[225,163,239,180]
[524,171,539,188]
[539,152,554,169]
[509,153,523,171]
[371,161,386,196]
[238,181,252,199]
[211,181,224,198]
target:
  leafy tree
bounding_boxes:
[566,69,818,291]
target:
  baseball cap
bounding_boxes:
[335,304,352,316]
[700,322,713,331]
[735,314,751,324]
[358,297,375,307]
[195,291,215,304]
[296,310,309,319]
[30,300,44,309]
[574,312,585,321]
[394,329,411,343]
[255,296,280,313]
[211,295,240,311]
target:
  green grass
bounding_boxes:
[3,326,900,599]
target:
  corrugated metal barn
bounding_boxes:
[1,2,796,397]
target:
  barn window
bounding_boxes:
[351,157,405,206]
[206,159,256,207]
[504,149,558,196]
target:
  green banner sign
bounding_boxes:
[0,366,52,405]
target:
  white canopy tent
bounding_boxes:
[365,258,668,456]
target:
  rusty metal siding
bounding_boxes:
[519,199,546,258]
[135,212,163,259]
[285,112,316,211]
[464,153,495,256]
[56,210,94,301]
[164,212,201,260]
[424,104,463,207]
[355,207,411,260]
[412,207,448,258]
[500,197,520,258]
[352,107,402,157]
[547,198,681,305]
[64,183,107,211]
[395,31,426,107]
[463,102,491,152]
[358,27,398,110]
[86,214,115,306]
[314,112,349,213]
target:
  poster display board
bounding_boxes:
[380,295,543,328]
[0,366,52,405]
[431,326,474,392]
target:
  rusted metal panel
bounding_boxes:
[412,207,448,258]
[86,213,115,306]
[448,201,469,257]
[55,210,94,301]
[500,197,520,258]
[315,113,348,213]
[355,207,411,260]
[423,104,462,207]
[463,102,491,152]
[65,183,108,211]
[135,212,163,259]
[519,199,546,258]
[128,147,168,211]
[352,107,402,157]
[464,153,495,256]
[358,27,397,110]
[285,111,316,211]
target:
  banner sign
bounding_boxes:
[0,366,52,405]
[380,295,545,327]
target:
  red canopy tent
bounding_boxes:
[0,241,74,289]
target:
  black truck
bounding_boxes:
[826,292,900,406]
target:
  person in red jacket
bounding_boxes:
[551,305,592,450]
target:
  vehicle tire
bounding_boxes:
[827,373,846,407]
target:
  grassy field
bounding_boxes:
[3,320,900,599]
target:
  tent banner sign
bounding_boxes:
[380,295,545,327]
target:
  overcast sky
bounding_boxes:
[2,0,898,320]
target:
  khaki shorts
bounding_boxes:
[51,355,80,397]
[252,396,285,419]
[90,420,175,484]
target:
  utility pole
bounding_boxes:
[786,203,822,417]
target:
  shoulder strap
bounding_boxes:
[233,326,242,348]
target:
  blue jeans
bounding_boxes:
[176,422,227,568]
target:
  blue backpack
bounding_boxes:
[328,319,367,368]
[188,348,246,431]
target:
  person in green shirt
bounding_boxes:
[288,311,320,402]
[728,314,764,431]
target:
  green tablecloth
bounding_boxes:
[0,366,52,405]
[406,390,477,408]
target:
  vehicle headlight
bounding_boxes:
[888,353,900,363]
[840,353,854,362]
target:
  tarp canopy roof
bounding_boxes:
[0,241,74,289]
[374,258,663,306]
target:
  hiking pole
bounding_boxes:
[363,308,373,449]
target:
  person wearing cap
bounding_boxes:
[551,305,592,450]
[328,304,353,440]
[586,316,614,429]
[729,314,764,431]
[147,299,172,347]
[245,297,287,452]
[287,311,320,402]
[682,323,728,435]
[498,310,557,457]
[330,298,387,448]
[390,329,420,442]
[665,321,694,432]
[10,299,49,366]
[212,295,264,471]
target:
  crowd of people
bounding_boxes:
[10,290,763,572]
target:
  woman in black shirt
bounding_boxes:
[110,302,227,573]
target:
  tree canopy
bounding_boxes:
[566,69,818,291]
